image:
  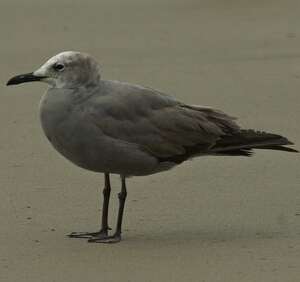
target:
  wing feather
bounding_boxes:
[88,81,240,159]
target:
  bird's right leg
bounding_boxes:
[68,173,111,239]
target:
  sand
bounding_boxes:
[0,0,299,281]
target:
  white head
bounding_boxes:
[7,51,102,89]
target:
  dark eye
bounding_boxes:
[53,63,65,71]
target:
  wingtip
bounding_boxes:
[284,139,299,152]
[285,139,294,146]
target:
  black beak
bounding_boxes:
[6,72,46,86]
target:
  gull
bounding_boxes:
[7,51,298,243]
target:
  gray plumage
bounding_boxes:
[6,51,298,243]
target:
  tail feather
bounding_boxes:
[212,129,298,154]
[255,145,298,153]
[158,129,297,164]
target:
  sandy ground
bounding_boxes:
[0,0,299,281]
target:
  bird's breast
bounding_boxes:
[38,89,160,175]
[39,90,91,168]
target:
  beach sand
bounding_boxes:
[0,1,299,281]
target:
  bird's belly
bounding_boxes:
[40,112,158,176]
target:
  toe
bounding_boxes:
[88,235,121,244]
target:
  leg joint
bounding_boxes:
[118,191,127,201]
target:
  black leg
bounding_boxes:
[114,176,127,236]
[68,173,112,239]
[100,173,111,233]
[88,176,127,243]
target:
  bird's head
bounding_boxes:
[7,51,101,89]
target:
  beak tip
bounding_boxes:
[6,80,13,86]
[6,76,22,86]
[6,72,43,86]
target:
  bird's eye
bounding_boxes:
[53,63,65,72]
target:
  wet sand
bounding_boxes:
[0,1,299,281]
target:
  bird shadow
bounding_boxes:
[125,227,284,247]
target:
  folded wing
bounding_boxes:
[88,81,240,162]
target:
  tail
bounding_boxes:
[211,129,298,156]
